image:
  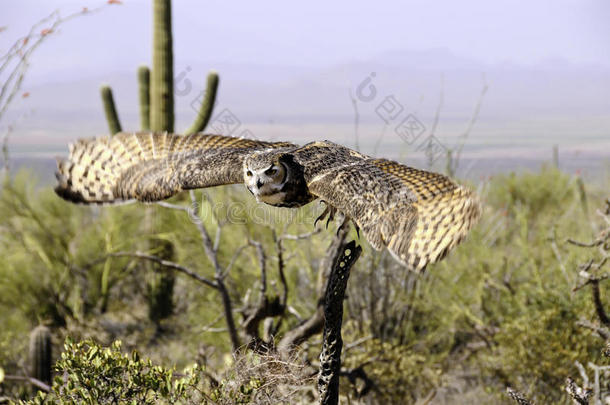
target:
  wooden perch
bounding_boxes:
[506,387,533,405]
[318,240,362,405]
[565,376,592,404]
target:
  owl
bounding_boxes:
[55,132,481,271]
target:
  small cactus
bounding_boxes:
[100,85,122,134]
[29,325,52,387]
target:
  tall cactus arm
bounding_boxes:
[138,66,151,131]
[100,85,122,135]
[185,71,219,134]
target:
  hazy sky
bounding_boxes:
[1,0,609,178]
[2,0,610,84]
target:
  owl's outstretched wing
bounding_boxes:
[55,132,294,204]
[295,141,481,272]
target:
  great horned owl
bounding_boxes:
[55,132,481,271]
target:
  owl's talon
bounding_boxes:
[315,203,331,228]
[315,201,337,229]
[336,213,349,236]
[325,207,336,229]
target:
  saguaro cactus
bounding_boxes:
[29,325,52,387]
[150,0,174,132]
[99,0,218,135]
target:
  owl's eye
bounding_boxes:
[246,170,253,177]
[265,167,277,176]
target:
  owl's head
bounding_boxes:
[243,152,289,205]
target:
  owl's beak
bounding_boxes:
[253,191,262,203]
[247,183,262,203]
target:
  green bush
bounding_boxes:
[21,338,201,404]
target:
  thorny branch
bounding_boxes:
[188,190,241,351]
[277,222,350,354]
[453,74,488,168]
[240,227,323,350]
[446,74,489,176]
[571,199,610,331]
[241,238,283,351]
[0,4,117,177]
[156,192,242,350]
[107,251,217,289]
[157,190,329,354]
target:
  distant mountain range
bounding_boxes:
[5,48,609,179]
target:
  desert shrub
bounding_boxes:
[16,338,315,405]
[1,166,609,404]
[486,165,575,221]
[20,338,201,404]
